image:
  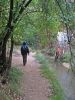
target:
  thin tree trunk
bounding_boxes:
[8,35,14,68]
[0,0,32,76]
[1,0,14,75]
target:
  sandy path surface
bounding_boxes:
[12,50,51,100]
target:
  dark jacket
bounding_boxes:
[21,42,29,55]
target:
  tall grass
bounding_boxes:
[0,91,12,100]
[35,52,64,100]
[0,67,23,100]
[9,67,23,95]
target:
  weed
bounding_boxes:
[9,67,23,95]
[63,52,71,63]
[0,67,23,100]
[35,53,64,100]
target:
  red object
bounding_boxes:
[56,47,63,56]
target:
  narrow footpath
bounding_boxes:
[12,49,52,100]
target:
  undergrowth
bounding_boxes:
[9,67,23,94]
[35,52,64,100]
[0,67,23,100]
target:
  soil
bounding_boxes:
[12,49,52,100]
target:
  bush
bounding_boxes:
[63,52,71,63]
[41,48,55,56]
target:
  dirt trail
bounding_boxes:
[12,49,51,100]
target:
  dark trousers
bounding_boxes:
[22,54,27,66]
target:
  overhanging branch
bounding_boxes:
[14,0,32,23]
[4,0,14,42]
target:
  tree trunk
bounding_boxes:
[0,40,7,75]
[0,0,32,81]
[8,35,14,68]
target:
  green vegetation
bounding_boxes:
[35,52,64,100]
[0,0,75,76]
[63,52,71,63]
[0,0,75,99]
[9,67,23,95]
[0,67,23,100]
[0,91,12,100]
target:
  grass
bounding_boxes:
[63,52,71,63]
[35,52,64,100]
[9,67,23,95]
[0,91,12,100]
[0,67,23,100]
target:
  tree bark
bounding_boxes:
[0,0,32,76]
[1,0,14,75]
[8,35,14,68]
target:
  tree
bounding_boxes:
[12,0,61,50]
[55,0,75,71]
[0,0,32,76]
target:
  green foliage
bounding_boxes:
[49,48,55,56]
[1,0,75,49]
[0,91,12,100]
[0,0,61,48]
[63,52,71,63]
[12,0,61,48]
[35,52,64,100]
[0,67,23,100]
[0,0,9,39]
[55,0,75,29]
[9,67,23,94]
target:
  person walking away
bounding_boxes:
[55,45,63,61]
[21,42,29,66]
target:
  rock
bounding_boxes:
[62,62,71,69]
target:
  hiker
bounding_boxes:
[55,45,63,61]
[21,42,29,66]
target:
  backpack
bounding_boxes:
[21,45,28,55]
